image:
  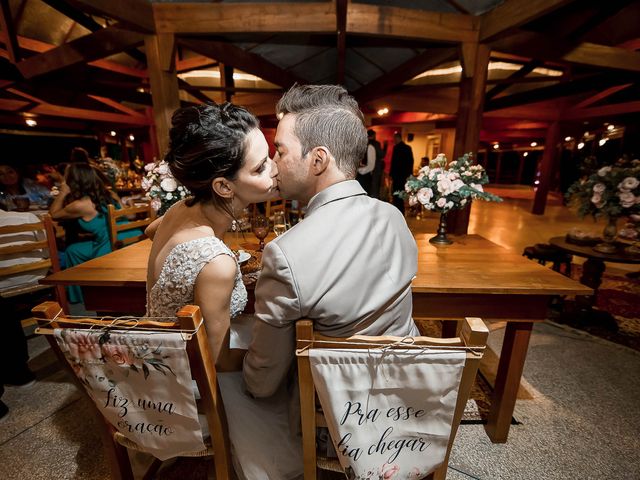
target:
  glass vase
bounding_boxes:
[429,211,453,245]
[593,217,618,254]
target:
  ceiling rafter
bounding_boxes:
[480,0,578,43]
[354,48,458,104]
[0,0,20,62]
[16,28,145,79]
[485,61,543,101]
[179,38,305,88]
[336,0,347,85]
[65,0,155,33]
[573,84,633,110]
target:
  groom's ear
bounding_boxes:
[211,177,234,199]
[310,146,331,176]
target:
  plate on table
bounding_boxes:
[237,250,251,264]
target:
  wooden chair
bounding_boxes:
[296,317,488,480]
[32,302,234,480]
[107,203,153,250]
[0,214,69,313]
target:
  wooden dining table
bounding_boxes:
[42,232,591,443]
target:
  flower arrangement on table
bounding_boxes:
[141,159,190,215]
[565,158,640,253]
[396,153,501,244]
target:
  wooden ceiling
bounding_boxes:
[0,0,639,146]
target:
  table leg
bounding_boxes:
[485,321,533,443]
[570,258,618,331]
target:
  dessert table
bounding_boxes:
[42,233,591,443]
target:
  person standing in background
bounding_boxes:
[367,129,387,200]
[355,138,375,195]
[390,132,414,214]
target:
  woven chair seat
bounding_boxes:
[113,432,213,458]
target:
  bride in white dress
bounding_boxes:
[146,103,303,479]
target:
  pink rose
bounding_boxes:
[101,344,142,368]
[382,463,399,479]
[66,331,101,361]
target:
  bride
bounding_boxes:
[146,103,302,479]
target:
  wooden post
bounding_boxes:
[495,150,503,183]
[145,33,180,160]
[516,152,525,184]
[449,43,490,235]
[532,121,560,215]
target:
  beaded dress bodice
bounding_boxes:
[147,236,247,318]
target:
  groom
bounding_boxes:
[243,84,419,397]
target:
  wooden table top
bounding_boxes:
[43,233,591,296]
[549,236,640,265]
[413,234,592,296]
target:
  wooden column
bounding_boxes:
[495,151,503,184]
[449,43,490,235]
[532,121,560,215]
[516,152,525,184]
[145,34,180,160]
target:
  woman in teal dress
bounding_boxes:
[49,163,142,303]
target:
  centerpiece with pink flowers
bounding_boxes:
[566,157,640,253]
[141,159,190,215]
[396,153,501,245]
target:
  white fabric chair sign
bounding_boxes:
[54,328,205,460]
[309,348,466,479]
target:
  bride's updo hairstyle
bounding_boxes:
[164,102,259,212]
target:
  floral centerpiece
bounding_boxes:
[142,159,190,215]
[396,153,501,244]
[566,158,640,253]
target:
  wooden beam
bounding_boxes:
[336,0,347,85]
[354,48,458,103]
[176,55,217,73]
[480,0,577,42]
[572,84,632,110]
[347,2,478,43]
[179,38,304,88]
[87,95,146,118]
[17,26,145,79]
[485,61,541,101]
[532,121,560,215]
[562,101,640,120]
[66,0,155,33]
[492,31,640,72]
[41,0,103,32]
[0,0,20,63]
[145,34,181,157]
[154,2,335,34]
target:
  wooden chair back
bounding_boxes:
[296,317,488,480]
[0,215,68,312]
[32,302,233,480]
[107,203,153,251]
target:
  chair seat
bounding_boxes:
[0,282,50,298]
[523,244,572,275]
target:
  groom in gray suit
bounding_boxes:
[243,84,418,398]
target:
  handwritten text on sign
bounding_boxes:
[337,401,431,463]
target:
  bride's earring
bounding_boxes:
[230,197,238,232]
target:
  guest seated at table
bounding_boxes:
[0,163,52,211]
[48,163,142,303]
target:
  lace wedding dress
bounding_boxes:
[147,235,303,480]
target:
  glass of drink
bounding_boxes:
[273,211,288,237]
[252,214,269,251]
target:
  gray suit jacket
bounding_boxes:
[243,180,418,397]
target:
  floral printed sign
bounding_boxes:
[54,328,205,460]
[309,349,466,479]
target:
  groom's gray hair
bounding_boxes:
[276,84,368,178]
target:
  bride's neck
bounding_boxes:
[198,201,244,239]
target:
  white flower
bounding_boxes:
[451,179,465,191]
[470,183,483,192]
[165,192,173,200]
[618,191,635,208]
[157,162,170,175]
[592,183,606,193]
[460,198,467,206]
[150,186,160,192]
[408,195,418,206]
[150,198,161,211]
[618,177,639,191]
[160,177,177,192]
[597,166,612,177]
[416,187,433,205]
[144,163,155,172]
[141,177,153,191]
[436,197,447,208]
[445,201,454,209]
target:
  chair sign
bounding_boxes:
[53,328,205,460]
[309,347,466,479]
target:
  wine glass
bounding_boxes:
[252,214,269,251]
[273,211,288,237]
